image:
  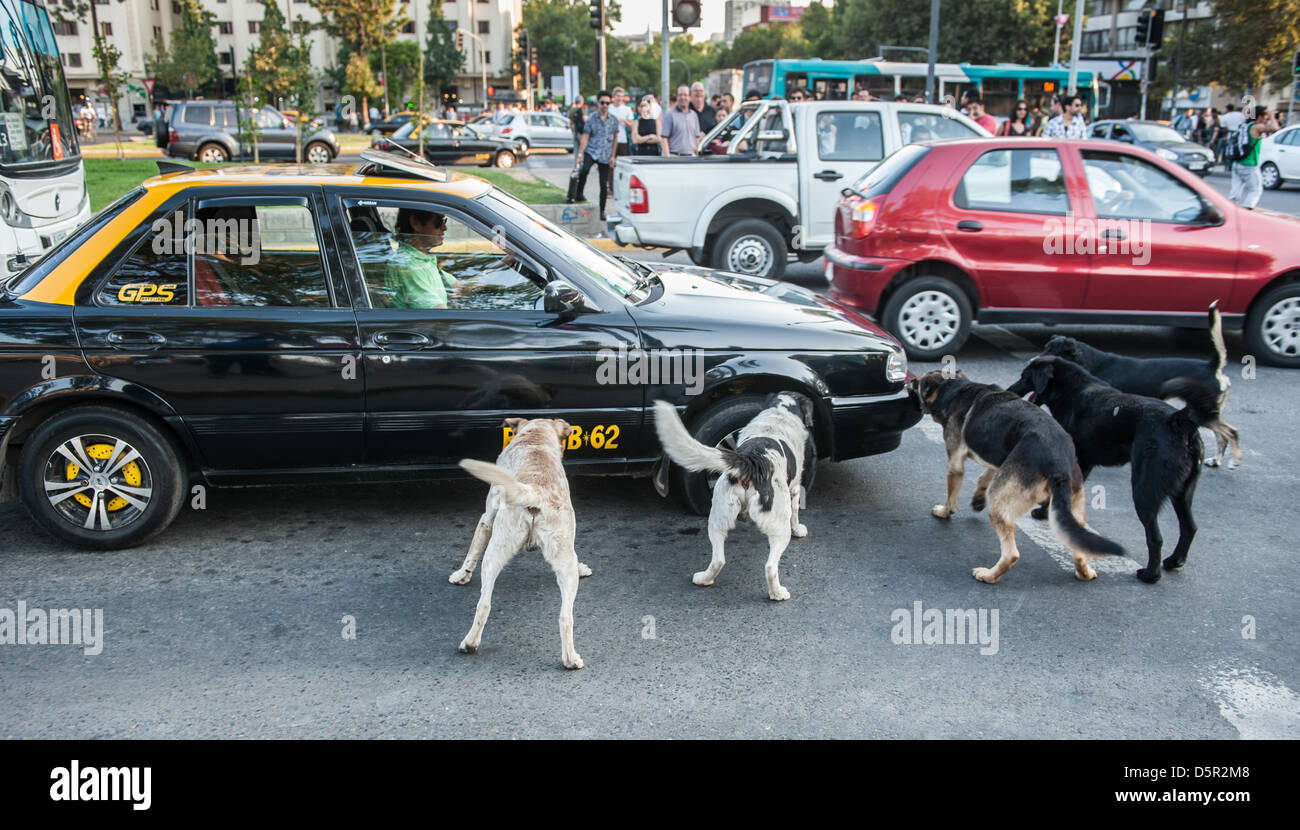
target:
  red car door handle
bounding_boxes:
[1101,228,1127,240]
[956,220,983,232]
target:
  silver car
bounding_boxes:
[490,111,575,151]
[164,100,340,164]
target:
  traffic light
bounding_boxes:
[1135,10,1150,46]
[1135,9,1164,50]
[529,46,538,77]
[1294,49,1300,75]
[455,27,463,51]
[589,0,603,30]
[672,0,701,29]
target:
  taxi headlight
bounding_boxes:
[886,348,908,383]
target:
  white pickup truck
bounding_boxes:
[608,100,989,279]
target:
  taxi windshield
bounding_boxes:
[481,190,646,301]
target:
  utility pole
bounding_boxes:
[1052,0,1063,66]
[661,0,670,108]
[1066,0,1084,95]
[924,0,940,104]
[1171,0,1189,119]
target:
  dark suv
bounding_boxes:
[164,100,340,164]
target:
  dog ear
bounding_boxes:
[799,396,815,428]
[955,369,967,378]
[503,417,527,431]
[552,419,573,445]
[1030,357,1055,393]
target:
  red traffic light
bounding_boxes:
[529,63,538,75]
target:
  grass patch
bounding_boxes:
[453,167,566,204]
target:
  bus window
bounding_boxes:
[742,61,773,98]
[980,78,1018,119]
[785,72,809,99]
[899,75,928,101]
[811,77,848,101]
[854,74,896,101]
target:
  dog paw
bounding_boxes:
[692,571,715,587]
[931,504,953,520]
[1204,457,1221,468]
[563,654,584,670]
[792,523,808,538]
[1135,567,1161,584]
[1030,504,1049,521]
[1162,555,1187,571]
[449,568,472,585]
[578,562,593,577]
[972,567,999,584]
[970,494,986,512]
[458,639,478,654]
[768,585,791,601]
[1075,564,1097,581]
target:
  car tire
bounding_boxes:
[517,138,530,152]
[668,395,772,516]
[197,142,229,163]
[495,150,516,168]
[712,219,786,280]
[1245,282,1300,368]
[1261,162,1282,190]
[304,141,333,164]
[18,406,187,550]
[880,276,973,363]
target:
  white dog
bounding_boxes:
[450,417,592,670]
[653,393,815,601]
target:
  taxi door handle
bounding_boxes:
[373,330,436,349]
[106,329,166,349]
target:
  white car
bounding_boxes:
[607,100,989,279]
[1260,123,1300,190]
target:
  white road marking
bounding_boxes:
[1202,664,1300,739]
[917,417,1138,574]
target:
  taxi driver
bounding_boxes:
[385,208,457,309]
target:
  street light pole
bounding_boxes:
[1066,0,1084,96]
[661,0,669,109]
[924,0,940,104]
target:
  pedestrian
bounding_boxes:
[690,81,717,135]
[997,99,1033,136]
[1197,107,1221,156]
[853,87,872,102]
[569,100,586,155]
[1174,107,1199,140]
[571,90,619,220]
[966,96,997,133]
[788,88,807,103]
[718,92,735,120]
[646,92,662,121]
[630,95,663,156]
[1035,96,1064,136]
[661,84,701,156]
[1229,107,1279,209]
[609,86,635,161]
[1220,103,1245,172]
[1043,93,1087,139]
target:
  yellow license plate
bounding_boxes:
[503,424,620,450]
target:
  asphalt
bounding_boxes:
[1,164,1298,740]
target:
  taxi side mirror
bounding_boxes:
[544,280,597,315]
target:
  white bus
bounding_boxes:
[0,0,90,271]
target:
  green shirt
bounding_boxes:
[1240,130,1262,167]
[384,240,456,309]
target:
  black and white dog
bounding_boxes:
[653,393,815,601]
[1036,301,1240,467]
[1008,356,1217,584]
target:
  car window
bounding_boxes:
[548,115,569,129]
[815,111,883,161]
[424,123,451,139]
[192,202,331,307]
[955,148,1070,215]
[898,111,981,144]
[1112,124,1133,142]
[1091,123,1111,139]
[215,107,237,128]
[1082,150,1207,224]
[344,201,546,311]
[182,105,212,125]
[97,210,190,307]
[528,114,547,126]
[257,107,285,130]
[1281,128,1300,147]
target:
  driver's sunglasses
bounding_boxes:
[429,216,447,230]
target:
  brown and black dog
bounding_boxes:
[915,370,1125,583]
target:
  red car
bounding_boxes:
[826,138,1300,367]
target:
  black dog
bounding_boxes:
[1008,356,1217,584]
[1037,301,1240,467]
[916,370,1124,584]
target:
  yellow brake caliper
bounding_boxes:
[66,443,141,511]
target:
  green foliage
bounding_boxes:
[249,2,315,111]
[424,0,466,95]
[1175,0,1300,94]
[152,0,221,98]
[517,0,623,97]
[309,0,407,53]
[830,0,1058,65]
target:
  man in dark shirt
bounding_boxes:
[690,81,717,136]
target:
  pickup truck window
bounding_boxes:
[816,111,884,161]
[899,111,982,144]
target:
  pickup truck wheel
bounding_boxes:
[18,406,187,550]
[880,276,972,362]
[197,142,229,163]
[713,219,786,280]
[1245,283,1300,367]
[670,395,769,516]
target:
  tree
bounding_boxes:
[311,0,407,116]
[91,38,128,158]
[518,0,624,99]
[152,0,221,99]
[345,51,382,123]
[1175,0,1300,97]
[423,0,465,101]
[248,1,298,109]
[831,0,1057,65]
[800,2,837,59]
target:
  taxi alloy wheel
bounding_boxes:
[198,143,230,163]
[20,406,186,550]
[495,150,516,168]
[305,142,332,164]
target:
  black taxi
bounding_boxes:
[0,151,919,548]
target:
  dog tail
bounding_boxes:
[652,400,732,474]
[459,459,538,508]
[1207,300,1227,376]
[1161,377,1219,429]
[1047,475,1125,557]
